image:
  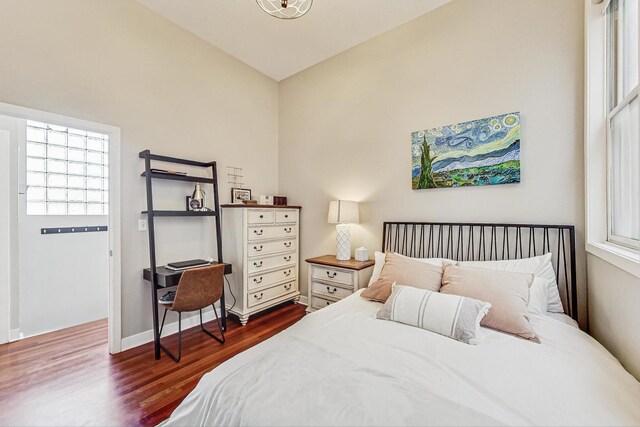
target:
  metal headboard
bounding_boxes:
[382,222,578,321]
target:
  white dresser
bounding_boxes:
[221,205,301,325]
[305,255,374,312]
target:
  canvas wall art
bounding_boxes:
[411,112,521,189]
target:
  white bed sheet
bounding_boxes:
[163,291,640,426]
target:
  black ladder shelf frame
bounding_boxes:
[139,150,226,360]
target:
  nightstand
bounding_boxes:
[305,255,375,312]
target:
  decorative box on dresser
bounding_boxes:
[221,204,301,325]
[305,255,375,312]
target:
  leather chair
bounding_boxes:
[159,264,225,362]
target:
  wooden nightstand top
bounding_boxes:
[305,255,375,270]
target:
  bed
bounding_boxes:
[162,222,640,426]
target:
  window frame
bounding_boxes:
[585,0,640,278]
[604,0,640,249]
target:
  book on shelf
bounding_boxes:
[151,168,188,176]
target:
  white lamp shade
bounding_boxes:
[327,200,359,224]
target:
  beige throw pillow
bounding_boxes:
[440,263,540,343]
[361,252,443,303]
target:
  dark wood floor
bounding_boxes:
[0,302,306,426]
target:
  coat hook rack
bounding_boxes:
[41,226,108,235]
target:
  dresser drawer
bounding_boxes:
[275,210,297,223]
[311,281,353,300]
[248,267,296,290]
[311,295,335,310]
[247,252,295,274]
[248,239,297,258]
[248,281,296,308]
[311,266,353,286]
[248,225,296,241]
[247,210,275,224]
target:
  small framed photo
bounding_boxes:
[186,196,204,211]
[231,188,252,204]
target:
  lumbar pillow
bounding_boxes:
[367,251,452,287]
[376,284,491,345]
[440,263,539,343]
[361,252,443,303]
[460,253,562,313]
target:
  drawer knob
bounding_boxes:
[254,277,263,284]
[259,214,264,219]
[327,286,337,294]
[326,271,337,279]
[254,292,264,300]
[284,283,292,290]
[254,245,263,252]
[326,301,330,306]
[284,227,292,233]
[284,242,292,248]
[254,229,263,235]
[254,261,263,268]
[284,256,292,262]
[285,214,289,218]
[284,270,291,276]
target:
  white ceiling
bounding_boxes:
[136,0,451,81]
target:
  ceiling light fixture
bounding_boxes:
[256,0,313,20]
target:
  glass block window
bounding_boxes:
[26,120,109,215]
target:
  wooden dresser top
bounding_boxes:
[305,255,375,270]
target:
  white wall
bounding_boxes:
[588,255,640,379]
[0,0,279,339]
[278,0,587,325]
[17,215,109,337]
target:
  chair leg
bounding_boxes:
[200,305,225,344]
[159,309,182,362]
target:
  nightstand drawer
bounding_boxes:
[275,210,297,223]
[248,239,297,257]
[311,281,353,300]
[311,266,353,286]
[247,210,275,224]
[248,281,295,308]
[311,295,335,310]
[247,252,295,274]
[249,267,296,290]
[248,225,296,241]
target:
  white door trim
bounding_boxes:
[0,130,10,344]
[0,102,122,354]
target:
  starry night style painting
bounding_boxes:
[412,112,521,189]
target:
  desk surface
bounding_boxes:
[143,262,232,288]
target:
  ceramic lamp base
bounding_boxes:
[336,223,351,261]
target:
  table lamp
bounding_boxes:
[328,200,359,261]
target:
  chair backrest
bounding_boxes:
[171,264,225,312]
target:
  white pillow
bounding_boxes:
[376,284,490,344]
[367,251,453,287]
[528,277,549,315]
[459,253,563,313]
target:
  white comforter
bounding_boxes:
[163,291,640,426]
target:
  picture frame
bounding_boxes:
[231,188,252,204]
[186,196,200,211]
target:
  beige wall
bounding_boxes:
[588,255,640,379]
[0,0,279,338]
[278,0,587,325]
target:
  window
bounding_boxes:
[25,120,109,215]
[606,0,639,248]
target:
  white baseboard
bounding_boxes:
[9,328,23,342]
[298,295,308,306]
[121,308,218,352]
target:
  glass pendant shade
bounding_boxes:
[256,0,313,19]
